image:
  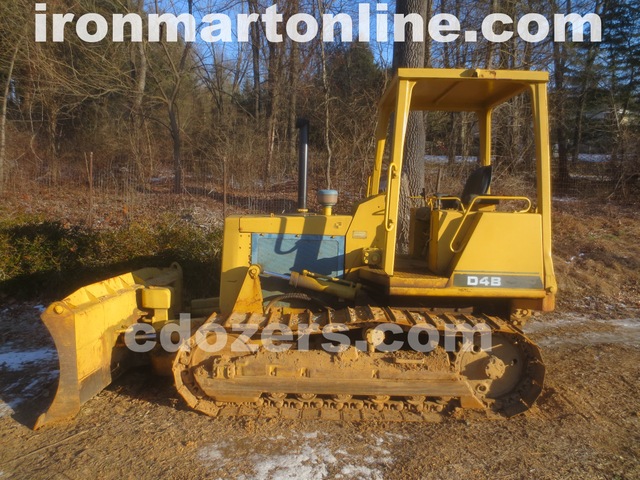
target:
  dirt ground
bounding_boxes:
[0,306,638,480]
[1,197,639,480]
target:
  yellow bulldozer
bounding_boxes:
[36,68,556,428]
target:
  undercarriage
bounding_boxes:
[174,307,544,421]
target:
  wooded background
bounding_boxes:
[0,0,638,215]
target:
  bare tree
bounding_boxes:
[129,0,151,183]
[147,0,196,193]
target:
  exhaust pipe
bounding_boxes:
[296,118,309,213]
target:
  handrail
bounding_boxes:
[448,195,532,253]
[427,194,462,210]
[384,164,398,232]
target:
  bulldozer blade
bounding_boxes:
[35,265,183,429]
[34,273,143,429]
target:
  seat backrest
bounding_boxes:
[460,165,492,206]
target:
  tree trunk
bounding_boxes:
[552,33,570,191]
[288,39,299,160]
[570,43,599,163]
[446,113,457,165]
[48,107,60,185]
[0,42,19,194]
[317,0,332,189]
[393,0,427,251]
[265,40,284,186]
[248,0,262,120]
[484,0,499,68]
[170,105,182,193]
[130,0,148,184]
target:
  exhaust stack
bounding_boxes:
[296,118,309,213]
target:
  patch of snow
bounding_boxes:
[552,196,578,202]
[0,395,26,418]
[525,316,640,347]
[199,430,397,480]
[384,432,409,441]
[526,315,640,332]
[0,401,15,418]
[33,304,46,313]
[198,444,226,462]
[538,328,640,347]
[250,445,337,480]
[337,464,385,480]
[538,330,640,348]
[0,344,59,417]
[425,155,478,164]
[608,319,640,329]
[22,374,57,392]
[578,154,609,163]
[0,347,56,370]
[524,315,590,333]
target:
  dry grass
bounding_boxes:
[552,199,640,316]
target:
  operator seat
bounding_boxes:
[460,165,492,207]
[439,165,492,209]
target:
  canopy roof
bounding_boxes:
[380,68,549,112]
